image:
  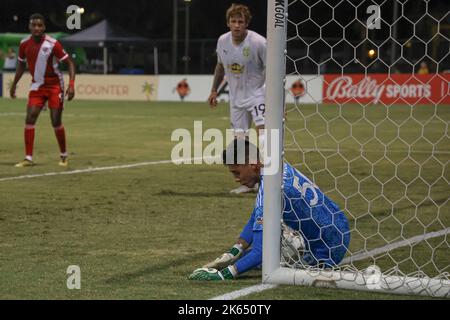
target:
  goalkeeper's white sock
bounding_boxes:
[227,265,238,278]
[220,265,238,279]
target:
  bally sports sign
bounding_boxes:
[323,74,450,105]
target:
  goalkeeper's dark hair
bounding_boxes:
[222,138,260,165]
[30,13,45,24]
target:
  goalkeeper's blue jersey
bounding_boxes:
[236,162,350,273]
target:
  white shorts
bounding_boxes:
[230,97,265,132]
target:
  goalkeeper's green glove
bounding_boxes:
[202,244,244,269]
[188,266,236,281]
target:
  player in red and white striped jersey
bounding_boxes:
[10,13,76,167]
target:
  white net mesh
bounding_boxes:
[280,0,450,297]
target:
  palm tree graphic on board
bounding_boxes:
[142,81,154,101]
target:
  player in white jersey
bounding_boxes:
[208,3,267,194]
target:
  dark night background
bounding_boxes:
[0,0,448,74]
[0,0,268,38]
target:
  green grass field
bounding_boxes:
[0,97,448,299]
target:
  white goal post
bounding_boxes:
[263,0,450,298]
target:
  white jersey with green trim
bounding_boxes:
[216,30,266,108]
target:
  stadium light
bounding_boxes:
[183,0,190,74]
[368,49,376,58]
[77,7,85,14]
[172,0,178,74]
[172,0,192,74]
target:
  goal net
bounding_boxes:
[263,0,449,297]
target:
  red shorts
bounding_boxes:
[28,85,64,109]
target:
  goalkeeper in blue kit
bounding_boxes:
[189,139,351,281]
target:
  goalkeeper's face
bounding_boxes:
[228,164,260,188]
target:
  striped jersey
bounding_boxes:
[18,35,69,91]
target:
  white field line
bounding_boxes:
[0,156,220,182]
[0,112,156,120]
[0,112,25,117]
[0,112,209,120]
[210,284,278,301]
[210,227,450,300]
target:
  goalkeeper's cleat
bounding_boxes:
[188,267,234,281]
[59,156,69,167]
[230,183,259,194]
[14,159,35,167]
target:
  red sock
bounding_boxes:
[54,125,67,155]
[24,124,35,159]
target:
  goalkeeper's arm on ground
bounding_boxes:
[201,209,255,269]
[189,210,263,280]
[189,229,263,281]
[233,230,262,274]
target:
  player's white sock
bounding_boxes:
[226,265,238,278]
[25,155,32,161]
